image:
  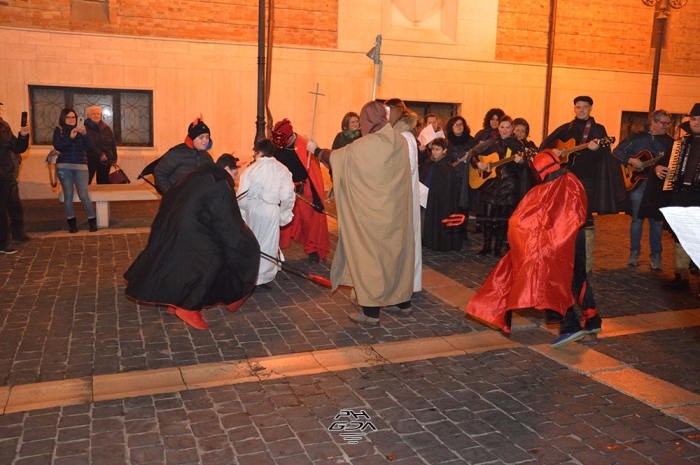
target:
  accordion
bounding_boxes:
[663,134,700,192]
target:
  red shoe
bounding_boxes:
[167,305,209,330]
[225,293,251,314]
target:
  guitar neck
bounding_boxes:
[561,142,591,157]
[639,156,662,169]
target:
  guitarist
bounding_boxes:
[471,115,529,257]
[541,96,621,274]
[612,110,673,270]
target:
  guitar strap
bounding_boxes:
[581,119,593,143]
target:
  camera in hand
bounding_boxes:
[21,112,27,127]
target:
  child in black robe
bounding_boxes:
[419,138,462,251]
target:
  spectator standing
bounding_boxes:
[84,105,118,184]
[331,112,361,150]
[53,108,97,233]
[0,102,30,253]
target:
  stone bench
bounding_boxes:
[58,184,160,228]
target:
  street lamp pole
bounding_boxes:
[643,0,688,112]
[255,0,266,143]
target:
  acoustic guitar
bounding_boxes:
[469,147,538,190]
[621,150,663,192]
[555,136,616,167]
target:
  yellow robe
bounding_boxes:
[330,124,415,307]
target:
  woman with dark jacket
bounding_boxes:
[474,108,505,142]
[445,116,476,240]
[471,115,528,256]
[53,108,97,233]
[332,112,361,150]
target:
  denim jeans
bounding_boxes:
[57,167,95,219]
[629,179,662,256]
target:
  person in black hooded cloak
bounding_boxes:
[124,154,260,330]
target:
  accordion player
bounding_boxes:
[663,133,700,193]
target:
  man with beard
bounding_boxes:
[124,154,260,330]
[271,119,330,263]
[308,101,414,326]
[652,103,700,295]
[613,109,674,270]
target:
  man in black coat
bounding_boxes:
[124,155,260,330]
[0,102,30,254]
[541,96,623,273]
[651,103,700,294]
[85,105,118,184]
[154,116,214,193]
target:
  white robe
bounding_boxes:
[402,131,422,292]
[238,157,296,285]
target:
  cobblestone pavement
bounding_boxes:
[0,200,699,464]
[1,349,699,465]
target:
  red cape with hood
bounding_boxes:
[278,133,330,259]
[466,166,587,333]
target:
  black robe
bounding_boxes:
[541,117,625,215]
[419,156,461,251]
[124,164,260,310]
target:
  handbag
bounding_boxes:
[45,149,59,188]
[109,163,131,184]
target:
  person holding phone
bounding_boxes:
[0,103,30,254]
[53,108,98,233]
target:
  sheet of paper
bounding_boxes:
[418,125,436,148]
[419,182,429,209]
[660,206,700,265]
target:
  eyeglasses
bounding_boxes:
[655,120,671,125]
[65,116,77,119]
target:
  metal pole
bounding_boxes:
[649,8,667,113]
[542,0,557,141]
[255,0,266,143]
[371,64,378,101]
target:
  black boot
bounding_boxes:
[478,227,493,256]
[663,273,690,291]
[67,217,78,233]
[88,217,98,232]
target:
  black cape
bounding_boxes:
[419,156,462,251]
[124,164,260,310]
[541,117,625,215]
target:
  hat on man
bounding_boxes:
[574,96,593,105]
[188,115,210,140]
[185,114,212,149]
[688,103,700,117]
[271,119,294,149]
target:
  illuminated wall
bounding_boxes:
[0,0,698,198]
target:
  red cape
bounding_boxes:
[466,172,587,332]
[279,134,330,259]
